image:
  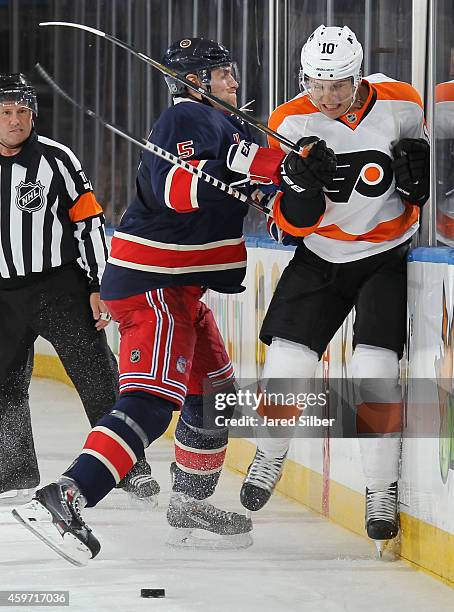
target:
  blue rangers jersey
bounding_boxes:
[101,98,252,300]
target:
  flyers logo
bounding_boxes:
[326,150,393,203]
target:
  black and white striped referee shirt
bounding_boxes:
[0,130,107,290]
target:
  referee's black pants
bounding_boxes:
[0,264,119,493]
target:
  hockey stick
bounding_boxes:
[35,63,270,216]
[38,21,305,156]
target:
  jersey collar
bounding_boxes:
[172,96,201,105]
[335,80,377,130]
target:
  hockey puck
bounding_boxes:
[140,589,166,598]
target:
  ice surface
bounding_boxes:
[1,378,452,611]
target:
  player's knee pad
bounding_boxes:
[173,393,230,499]
[351,344,399,380]
[351,344,401,403]
[262,338,319,380]
[261,338,319,404]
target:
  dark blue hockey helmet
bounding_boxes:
[162,38,239,95]
[0,73,38,116]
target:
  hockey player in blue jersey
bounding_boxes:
[12,37,286,563]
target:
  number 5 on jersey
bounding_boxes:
[177,140,195,159]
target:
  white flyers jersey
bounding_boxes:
[269,74,426,262]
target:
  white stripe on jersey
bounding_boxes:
[37,135,82,172]
[50,196,63,268]
[31,155,52,272]
[74,217,106,285]
[189,160,208,209]
[91,224,107,280]
[10,164,26,276]
[74,220,88,274]
[108,257,246,274]
[56,157,78,201]
[0,168,9,277]
[164,165,179,209]
[113,231,244,251]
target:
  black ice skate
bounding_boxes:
[12,477,100,566]
[166,492,253,550]
[240,449,287,511]
[117,457,160,506]
[365,481,399,557]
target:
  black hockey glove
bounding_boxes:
[281,136,337,197]
[391,138,430,207]
[278,137,335,228]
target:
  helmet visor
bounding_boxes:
[213,62,240,86]
[0,88,38,115]
[198,62,240,86]
[301,74,355,107]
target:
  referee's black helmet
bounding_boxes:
[0,73,38,116]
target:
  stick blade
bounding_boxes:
[39,22,105,37]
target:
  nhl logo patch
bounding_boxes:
[176,356,187,374]
[346,113,357,123]
[15,180,45,213]
[130,349,141,363]
[180,39,192,48]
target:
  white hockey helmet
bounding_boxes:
[300,25,363,90]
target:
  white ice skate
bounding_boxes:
[365,481,399,558]
[166,492,253,550]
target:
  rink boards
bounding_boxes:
[33,243,454,584]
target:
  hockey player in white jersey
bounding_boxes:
[235,25,429,554]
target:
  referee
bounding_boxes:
[0,74,157,502]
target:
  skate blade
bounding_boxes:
[0,489,34,506]
[374,539,386,558]
[12,505,91,567]
[166,527,253,550]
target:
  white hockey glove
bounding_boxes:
[227,140,285,185]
